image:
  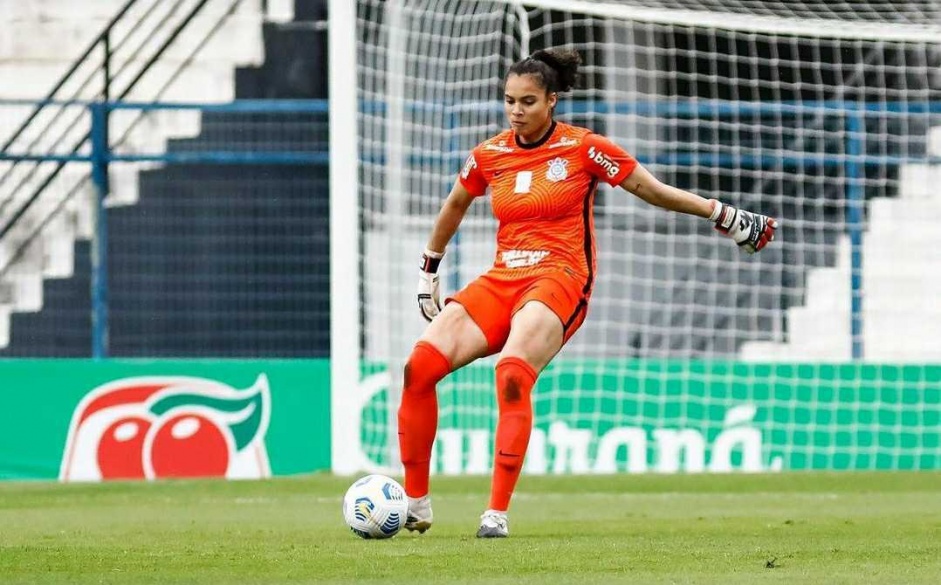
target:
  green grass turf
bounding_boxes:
[1,473,939,584]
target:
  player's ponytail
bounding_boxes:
[507,48,582,94]
[530,49,581,92]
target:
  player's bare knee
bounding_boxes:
[421,304,489,370]
[505,303,563,366]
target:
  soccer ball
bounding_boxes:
[342,474,409,539]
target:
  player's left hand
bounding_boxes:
[710,200,777,254]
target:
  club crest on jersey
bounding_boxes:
[546,157,569,182]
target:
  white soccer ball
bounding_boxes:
[342,474,409,539]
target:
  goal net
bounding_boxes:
[335,0,941,475]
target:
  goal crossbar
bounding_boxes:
[495,0,941,42]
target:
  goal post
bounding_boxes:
[329,0,362,475]
[331,0,941,476]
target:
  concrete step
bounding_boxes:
[842,242,941,265]
[105,162,163,207]
[831,233,939,265]
[930,125,941,157]
[803,289,940,313]
[0,229,44,272]
[788,307,941,350]
[739,339,851,362]
[262,0,295,22]
[805,267,941,298]
[786,306,849,341]
[898,164,941,200]
[864,340,941,362]
[67,183,96,241]
[5,0,139,21]
[0,305,10,348]
[41,212,77,279]
[867,198,941,229]
[0,164,149,237]
[4,0,291,22]
[0,104,51,149]
[1,0,270,63]
[867,221,941,239]
[0,104,92,157]
[742,129,941,362]
[789,306,941,329]
[740,335,941,363]
[0,207,78,281]
[0,62,235,101]
[0,272,44,313]
[111,109,203,149]
[803,289,941,317]
[0,163,88,225]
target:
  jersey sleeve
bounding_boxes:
[581,133,638,186]
[457,146,488,196]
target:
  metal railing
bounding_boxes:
[0,98,328,357]
[0,0,248,289]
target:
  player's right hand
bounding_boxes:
[417,249,444,322]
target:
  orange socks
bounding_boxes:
[489,356,538,512]
[398,345,537,511]
[397,341,451,498]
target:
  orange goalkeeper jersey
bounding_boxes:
[458,121,637,294]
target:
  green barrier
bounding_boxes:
[0,360,331,481]
[4,360,939,479]
[358,361,941,473]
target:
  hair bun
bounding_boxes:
[507,48,582,93]
[531,50,561,71]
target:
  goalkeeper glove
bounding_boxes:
[709,200,778,254]
[417,248,444,322]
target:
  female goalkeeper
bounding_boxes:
[398,48,777,538]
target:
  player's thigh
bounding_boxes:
[500,300,564,373]
[418,302,490,370]
[444,273,516,356]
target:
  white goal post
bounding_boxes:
[331,0,941,476]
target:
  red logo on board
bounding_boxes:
[60,375,271,482]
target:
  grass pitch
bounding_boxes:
[1,472,939,584]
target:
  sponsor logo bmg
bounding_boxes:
[587,146,620,179]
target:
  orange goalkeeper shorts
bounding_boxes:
[445,269,589,353]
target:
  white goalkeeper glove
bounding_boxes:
[417,248,444,322]
[709,200,778,254]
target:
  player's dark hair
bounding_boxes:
[507,48,581,94]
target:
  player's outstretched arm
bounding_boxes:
[418,181,476,321]
[618,164,777,254]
